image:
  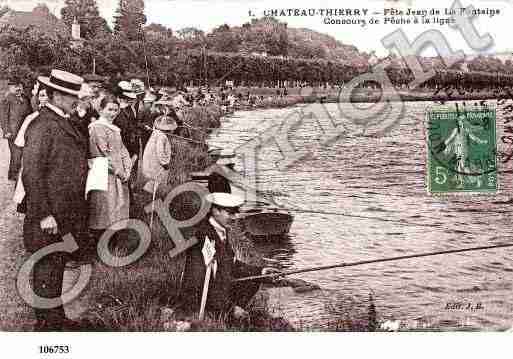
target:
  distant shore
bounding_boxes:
[222,86,509,109]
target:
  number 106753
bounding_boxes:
[39,345,70,354]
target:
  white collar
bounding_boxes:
[45,103,70,119]
[89,117,121,132]
[209,216,226,239]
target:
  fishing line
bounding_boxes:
[234,242,513,282]
[167,133,208,146]
[181,118,250,133]
[282,207,434,227]
[243,198,436,228]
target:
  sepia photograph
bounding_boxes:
[0,0,512,355]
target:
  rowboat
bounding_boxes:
[238,206,293,238]
[189,166,294,239]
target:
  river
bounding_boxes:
[207,100,513,331]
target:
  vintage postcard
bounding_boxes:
[1,0,513,356]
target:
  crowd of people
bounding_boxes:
[0,69,278,331]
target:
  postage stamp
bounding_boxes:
[427,106,497,194]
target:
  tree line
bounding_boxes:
[2,0,513,90]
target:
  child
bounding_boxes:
[142,107,177,196]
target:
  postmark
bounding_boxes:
[427,105,497,194]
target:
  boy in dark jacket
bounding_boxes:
[179,193,279,318]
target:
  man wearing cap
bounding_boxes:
[22,69,89,331]
[179,192,279,319]
[0,79,32,181]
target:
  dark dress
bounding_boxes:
[179,218,262,315]
[22,106,89,330]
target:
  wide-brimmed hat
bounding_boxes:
[205,193,244,209]
[118,80,143,99]
[38,69,84,97]
[154,115,177,131]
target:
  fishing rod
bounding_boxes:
[234,242,513,282]
[141,121,207,146]
[186,122,251,133]
[141,30,151,89]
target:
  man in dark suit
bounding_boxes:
[114,89,145,158]
[22,70,89,331]
[179,193,279,318]
[0,79,32,180]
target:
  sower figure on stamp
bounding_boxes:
[178,193,280,321]
[0,79,32,181]
[22,70,89,331]
[442,114,489,188]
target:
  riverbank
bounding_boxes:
[220,86,509,110]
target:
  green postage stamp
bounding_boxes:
[427,106,497,194]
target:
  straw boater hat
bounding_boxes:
[38,69,84,97]
[118,80,143,99]
[205,193,244,209]
[154,115,177,131]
